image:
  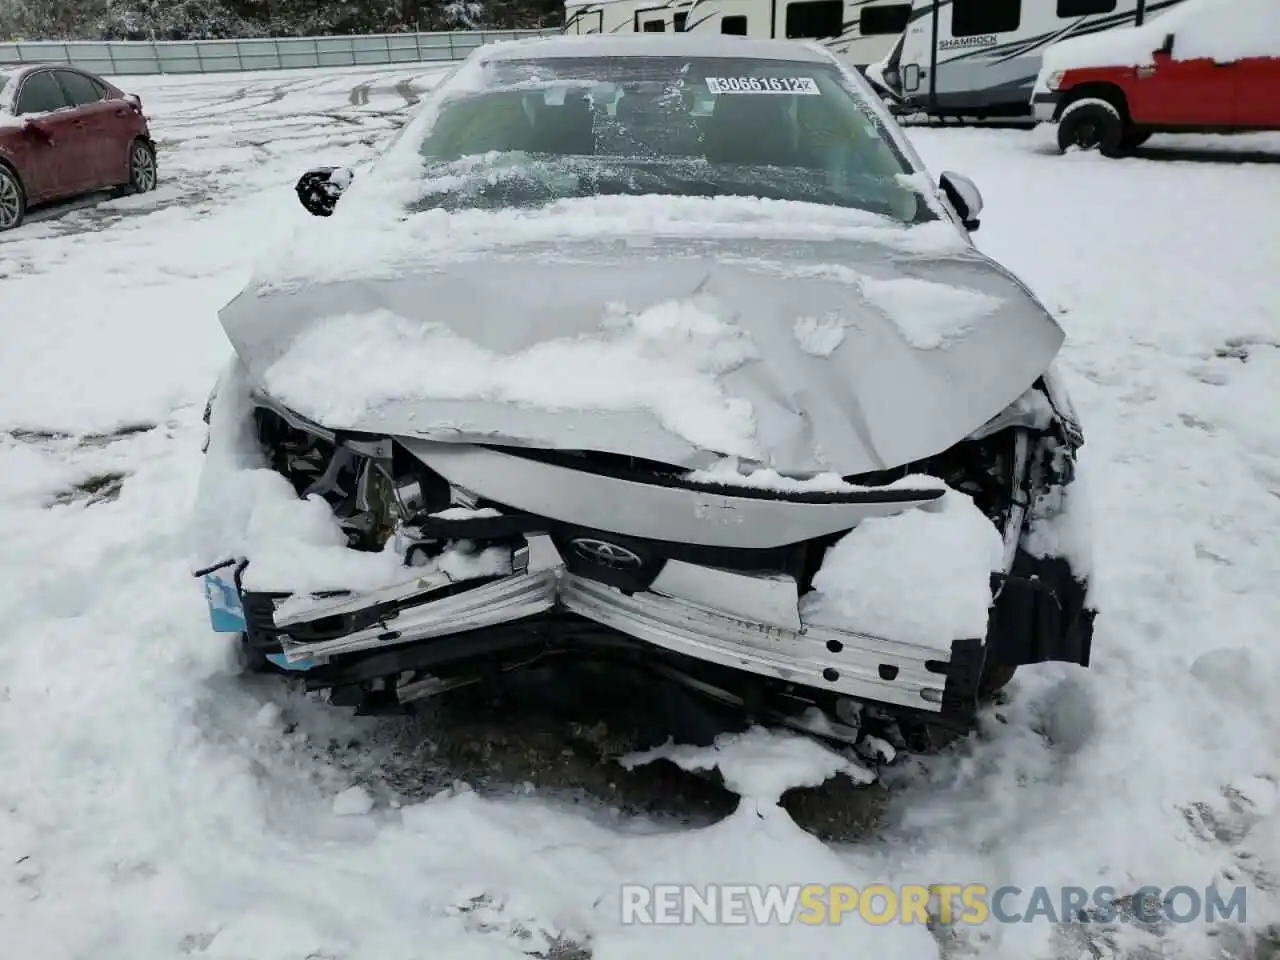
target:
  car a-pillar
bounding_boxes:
[1056,84,1151,157]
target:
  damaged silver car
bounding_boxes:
[194,34,1094,754]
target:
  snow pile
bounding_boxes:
[390,789,937,959]
[793,312,848,357]
[331,785,375,817]
[857,276,1005,350]
[1040,0,1280,75]
[1171,0,1280,62]
[800,489,1005,650]
[262,299,763,458]
[621,726,876,808]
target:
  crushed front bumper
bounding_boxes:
[201,531,1093,727]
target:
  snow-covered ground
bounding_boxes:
[2,63,1280,960]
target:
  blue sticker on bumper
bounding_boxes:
[203,566,316,670]
[204,571,247,633]
[266,652,317,671]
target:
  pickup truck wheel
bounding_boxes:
[0,165,26,232]
[1057,98,1125,157]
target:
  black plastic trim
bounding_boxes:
[987,548,1094,669]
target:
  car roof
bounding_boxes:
[0,64,113,111]
[478,33,837,65]
[0,63,102,77]
[1,64,58,82]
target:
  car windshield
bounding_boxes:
[406,55,933,224]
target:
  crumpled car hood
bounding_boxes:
[218,233,1065,476]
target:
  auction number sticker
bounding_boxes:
[706,76,820,94]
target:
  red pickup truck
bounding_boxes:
[1031,0,1280,156]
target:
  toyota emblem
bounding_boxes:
[570,538,643,570]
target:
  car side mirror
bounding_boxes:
[23,118,55,144]
[1156,33,1174,57]
[939,171,983,232]
[296,166,353,217]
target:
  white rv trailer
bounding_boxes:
[868,0,1189,117]
[562,0,916,69]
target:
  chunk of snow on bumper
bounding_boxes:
[429,505,503,520]
[792,313,847,357]
[434,543,513,580]
[683,458,947,494]
[799,489,1005,651]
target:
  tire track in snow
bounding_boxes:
[0,67,430,251]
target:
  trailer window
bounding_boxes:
[721,14,748,33]
[673,11,688,30]
[785,0,845,39]
[860,3,911,36]
[1056,0,1117,15]
[951,0,1020,36]
[642,18,666,31]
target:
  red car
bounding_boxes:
[1031,0,1280,156]
[0,64,157,231]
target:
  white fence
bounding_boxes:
[0,29,561,76]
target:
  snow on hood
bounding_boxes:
[1039,0,1279,75]
[220,225,1065,476]
[251,193,967,295]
